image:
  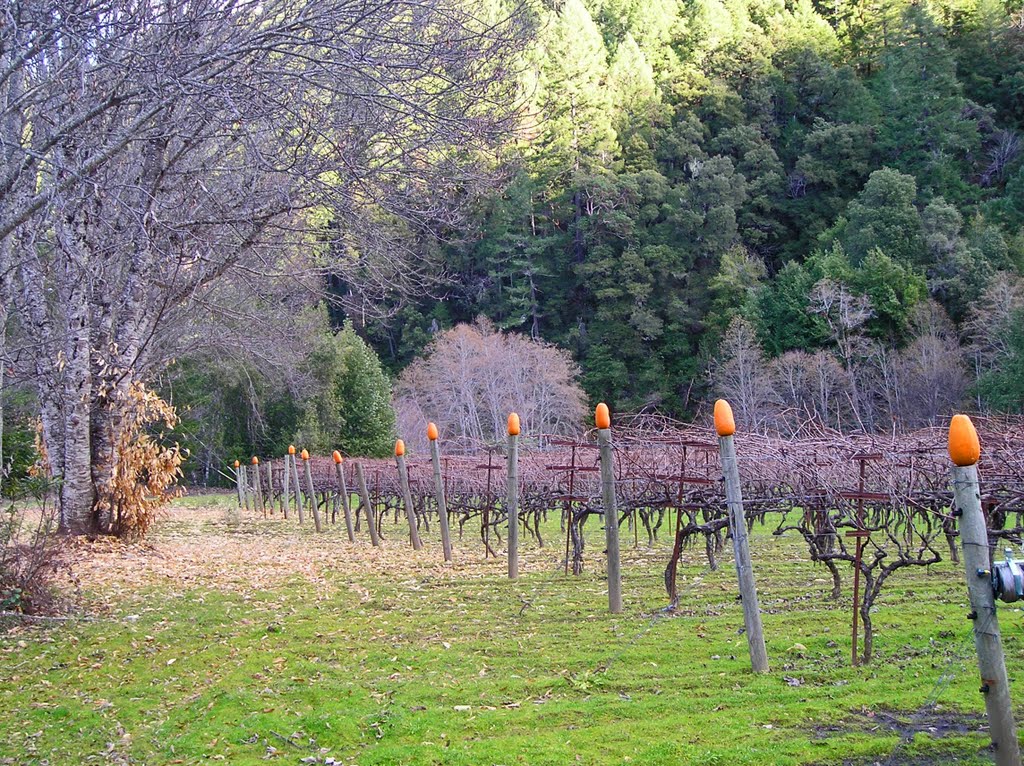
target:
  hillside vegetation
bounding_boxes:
[360,0,1024,427]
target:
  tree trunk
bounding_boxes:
[89,385,127,534]
[59,288,96,534]
[859,599,873,664]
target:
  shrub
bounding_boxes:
[0,480,67,615]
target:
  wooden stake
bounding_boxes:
[281,454,290,519]
[949,414,1020,766]
[395,441,422,550]
[234,462,244,507]
[302,454,322,533]
[596,404,622,614]
[290,453,304,524]
[507,414,520,580]
[356,462,380,546]
[252,459,265,517]
[334,453,355,542]
[428,426,453,562]
[240,465,251,511]
[715,399,769,674]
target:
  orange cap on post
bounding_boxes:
[300,448,309,461]
[427,422,439,442]
[395,439,406,457]
[595,402,611,430]
[251,456,259,465]
[332,450,343,464]
[714,399,736,437]
[948,414,980,467]
[508,412,521,436]
[288,445,296,455]
[233,460,240,468]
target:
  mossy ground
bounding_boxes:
[1,493,1019,765]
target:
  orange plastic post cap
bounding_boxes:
[332,450,343,464]
[948,414,980,467]
[595,402,611,430]
[288,445,296,455]
[233,460,240,468]
[508,412,521,436]
[427,422,439,441]
[395,439,406,457]
[300,448,309,461]
[251,456,259,465]
[714,399,736,437]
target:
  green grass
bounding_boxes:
[1,495,1020,765]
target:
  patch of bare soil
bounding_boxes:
[813,709,988,741]
[810,708,990,766]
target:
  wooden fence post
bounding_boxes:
[596,403,622,614]
[334,451,355,542]
[234,460,244,507]
[240,463,252,511]
[300,449,322,533]
[251,457,265,517]
[428,423,453,562]
[289,446,304,524]
[507,413,520,580]
[281,450,290,519]
[395,440,423,550]
[715,399,769,674]
[356,462,380,546]
[949,414,1020,766]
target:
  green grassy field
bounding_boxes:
[1,493,1020,765]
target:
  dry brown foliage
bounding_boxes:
[95,385,184,539]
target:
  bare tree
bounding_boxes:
[1,0,533,532]
[896,303,968,428]
[770,349,850,432]
[963,273,1024,409]
[710,316,777,432]
[808,278,874,430]
[394,319,586,452]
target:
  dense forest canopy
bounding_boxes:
[351,0,1024,428]
[9,0,1021,491]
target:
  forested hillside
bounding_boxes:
[358,0,1024,429]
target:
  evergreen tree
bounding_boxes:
[296,322,395,457]
[871,5,980,194]
[843,168,924,266]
